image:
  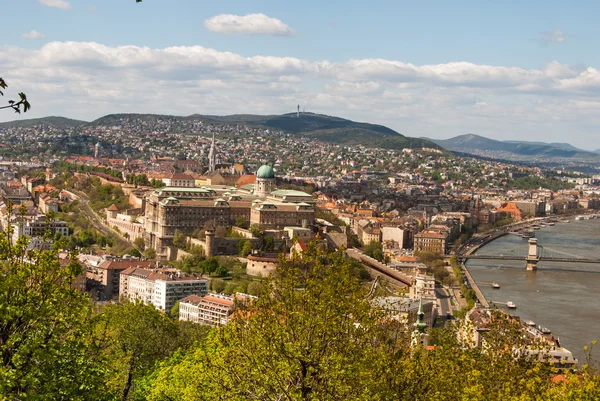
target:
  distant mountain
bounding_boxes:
[503,140,586,152]
[430,134,600,161]
[0,116,87,129]
[90,112,443,151]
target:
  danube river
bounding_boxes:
[466,219,600,363]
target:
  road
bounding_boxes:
[435,287,452,316]
[72,189,134,249]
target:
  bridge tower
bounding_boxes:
[526,238,539,271]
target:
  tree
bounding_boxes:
[128,248,141,258]
[92,301,179,401]
[364,240,384,262]
[0,77,30,114]
[211,278,226,293]
[246,281,263,296]
[170,301,180,319]
[143,244,388,400]
[202,257,219,275]
[172,229,187,249]
[235,216,250,229]
[249,223,264,238]
[0,234,105,399]
[143,248,157,260]
[134,237,145,251]
[238,240,253,257]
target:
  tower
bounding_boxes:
[208,132,216,172]
[205,229,215,258]
[526,238,539,271]
[297,105,300,118]
[411,297,430,348]
[255,165,276,197]
[94,142,100,159]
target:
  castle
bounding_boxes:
[144,165,315,257]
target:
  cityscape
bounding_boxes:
[1,0,600,399]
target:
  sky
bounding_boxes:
[2,0,600,150]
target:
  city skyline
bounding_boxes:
[3,1,600,149]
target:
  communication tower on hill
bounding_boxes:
[297,104,300,118]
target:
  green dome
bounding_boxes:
[256,165,275,179]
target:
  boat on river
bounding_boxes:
[525,320,536,327]
[507,301,517,309]
[492,282,500,289]
[548,222,555,226]
[521,231,535,239]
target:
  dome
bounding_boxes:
[256,165,275,179]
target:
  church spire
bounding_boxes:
[208,132,216,172]
[415,297,427,333]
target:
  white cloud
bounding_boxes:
[204,13,295,36]
[537,29,567,45]
[38,0,71,10]
[22,30,45,40]
[4,41,600,148]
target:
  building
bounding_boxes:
[497,203,525,221]
[162,173,195,188]
[414,230,448,255]
[179,292,253,326]
[372,296,435,328]
[85,258,156,300]
[144,165,315,257]
[10,215,69,248]
[246,254,279,277]
[382,226,408,249]
[120,266,208,312]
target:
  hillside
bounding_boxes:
[88,112,442,151]
[430,134,600,161]
[201,112,442,151]
[2,112,441,151]
[0,116,87,129]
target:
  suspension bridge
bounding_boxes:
[459,238,600,271]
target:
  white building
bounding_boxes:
[179,292,254,326]
[382,226,407,249]
[120,267,208,312]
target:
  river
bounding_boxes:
[466,219,600,363]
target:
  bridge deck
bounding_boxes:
[464,255,600,264]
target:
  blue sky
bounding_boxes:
[3,0,600,150]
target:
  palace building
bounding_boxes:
[144,165,315,256]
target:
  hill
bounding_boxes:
[430,134,600,161]
[200,112,442,151]
[89,112,443,151]
[0,116,87,129]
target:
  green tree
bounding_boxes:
[249,223,264,238]
[143,248,157,260]
[0,234,104,399]
[235,216,250,229]
[92,301,179,401]
[133,237,145,251]
[246,281,263,296]
[238,240,253,257]
[172,229,187,250]
[364,240,384,262]
[211,278,226,293]
[170,301,180,320]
